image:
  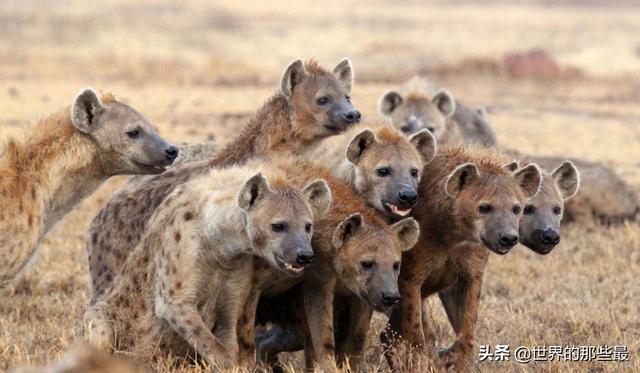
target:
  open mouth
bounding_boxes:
[383,202,412,217]
[481,237,512,255]
[132,160,167,174]
[275,255,306,277]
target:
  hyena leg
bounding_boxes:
[335,296,373,370]
[302,278,339,372]
[438,275,483,371]
[83,305,114,351]
[256,324,304,368]
[438,285,463,334]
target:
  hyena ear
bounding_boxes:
[333,58,354,94]
[514,163,542,198]
[302,179,332,218]
[431,89,456,118]
[346,129,377,164]
[281,59,307,99]
[379,91,403,116]
[552,161,580,200]
[391,218,420,252]
[332,213,363,250]
[445,163,480,198]
[502,161,519,173]
[237,172,270,211]
[409,129,437,164]
[71,88,105,133]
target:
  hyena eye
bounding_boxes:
[512,205,521,215]
[126,129,140,139]
[271,223,286,232]
[393,261,400,271]
[410,168,419,178]
[316,97,330,106]
[553,206,562,215]
[345,95,351,103]
[361,260,374,270]
[523,205,535,214]
[305,223,312,233]
[478,204,492,214]
[376,168,390,177]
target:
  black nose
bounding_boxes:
[427,127,435,133]
[539,228,560,245]
[165,146,179,161]
[296,251,314,265]
[380,291,401,305]
[343,111,361,123]
[397,190,418,206]
[499,234,519,248]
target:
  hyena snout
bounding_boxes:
[295,247,315,265]
[498,233,519,248]
[342,110,362,124]
[397,188,418,208]
[380,290,401,306]
[536,228,560,246]
[164,145,179,162]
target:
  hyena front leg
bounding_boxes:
[302,277,339,372]
[437,274,484,371]
[336,296,373,370]
[83,304,114,351]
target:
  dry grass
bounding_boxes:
[0,0,638,371]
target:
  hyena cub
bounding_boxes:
[87,58,359,302]
[235,161,420,372]
[84,160,331,368]
[0,88,176,288]
[379,76,496,147]
[382,146,542,371]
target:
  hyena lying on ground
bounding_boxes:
[0,88,177,288]
[233,160,419,372]
[381,146,542,371]
[380,76,638,224]
[84,159,331,368]
[86,58,360,302]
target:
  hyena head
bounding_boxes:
[519,161,579,254]
[347,125,436,220]
[70,88,178,175]
[281,59,360,141]
[379,88,455,139]
[238,173,331,277]
[445,162,542,255]
[331,214,419,312]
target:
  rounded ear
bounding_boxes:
[552,161,580,200]
[445,163,480,198]
[281,59,307,99]
[391,218,420,252]
[409,129,437,164]
[71,88,104,133]
[346,129,377,165]
[514,163,542,198]
[302,179,332,218]
[431,89,456,118]
[379,91,403,116]
[333,58,354,93]
[332,213,363,250]
[237,172,270,211]
[502,161,519,173]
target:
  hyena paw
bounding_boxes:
[438,340,475,370]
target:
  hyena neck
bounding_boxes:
[5,110,107,232]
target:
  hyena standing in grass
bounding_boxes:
[86,58,360,302]
[233,160,419,372]
[0,88,177,288]
[84,160,331,368]
[381,146,542,371]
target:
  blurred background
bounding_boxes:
[0,1,638,371]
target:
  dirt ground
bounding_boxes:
[0,1,638,372]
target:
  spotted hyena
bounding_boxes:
[86,58,360,302]
[0,88,176,288]
[84,159,331,368]
[382,146,541,371]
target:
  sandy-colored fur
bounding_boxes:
[86,60,356,303]
[84,160,321,368]
[0,91,171,288]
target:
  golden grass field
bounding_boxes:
[0,1,638,371]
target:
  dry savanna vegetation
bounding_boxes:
[0,0,638,372]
